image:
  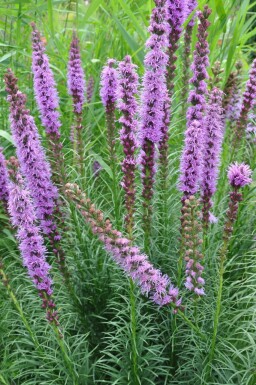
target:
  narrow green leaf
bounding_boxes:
[0,130,14,145]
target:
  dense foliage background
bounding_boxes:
[0,1,255,384]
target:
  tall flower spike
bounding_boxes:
[86,76,94,104]
[140,0,168,252]
[158,0,186,222]
[118,56,139,238]
[66,183,181,310]
[0,148,9,207]
[166,0,186,95]
[225,61,243,122]
[4,69,68,279]
[207,162,252,373]
[31,23,65,185]
[100,59,119,223]
[179,6,211,199]
[201,87,224,226]
[233,58,256,148]
[8,182,58,325]
[67,33,86,177]
[181,0,198,111]
[187,6,211,126]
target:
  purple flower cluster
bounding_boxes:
[117,56,138,236]
[166,0,186,92]
[185,0,197,27]
[100,59,118,107]
[67,33,86,114]
[201,88,224,222]
[179,120,201,197]
[66,183,181,308]
[8,183,58,323]
[180,6,211,199]
[31,23,65,184]
[184,258,205,296]
[140,0,169,250]
[187,6,211,126]
[228,162,252,188]
[235,58,256,142]
[181,0,198,107]
[140,0,168,144]
[31,23,61,138]
[86,76,94,104]
[4,69,58,236]
[0,148,9,204]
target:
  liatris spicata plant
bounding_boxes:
[31,22,65,186]
[201,87,224,228]
[67,32,86,177]
[181,196,205,296]
[187,5,211,126]
[140,0,168,253]
[4,69,68,280]
[6,156,20,183]
[209,61,223,90]
[100,59,119,223]
[179,5,211,200]
[225,62,243,123]
[166,0,186,95]
[233,58,256,149]
[87,75,94,104]
[65,183,181,309]
[8,182,58,325]
[117,56,138,239]
[181,0,198,111]
[179,120,201,198]
[207,162,252,377]
[0,148,9,208]
[158,0,185,216]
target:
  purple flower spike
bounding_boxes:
[140,0,168,251]
[234,58,256,145]
[228,162,252,188]
[187,6,211,126]
[4,69,58,236]
[31,23,65,184]
[100,59,118,107]
[180,6,211,199]
[201,87,224,224]
[87,76,94,104]
[67,32,86,176]
[8,182,58,324]
[179,120,201,197]
[66,183,181,310]
[0,148,9,205]
[67,33,86,114]
[118,55,139,237]
[166,0,186,93]
[181,0,198,107]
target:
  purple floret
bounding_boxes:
[228,162,252,188]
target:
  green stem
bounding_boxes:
[0,266,41,350]
[206,240,228,380]
[176,308,206,341]
[129,279,139,385]
[51,324,79,384]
